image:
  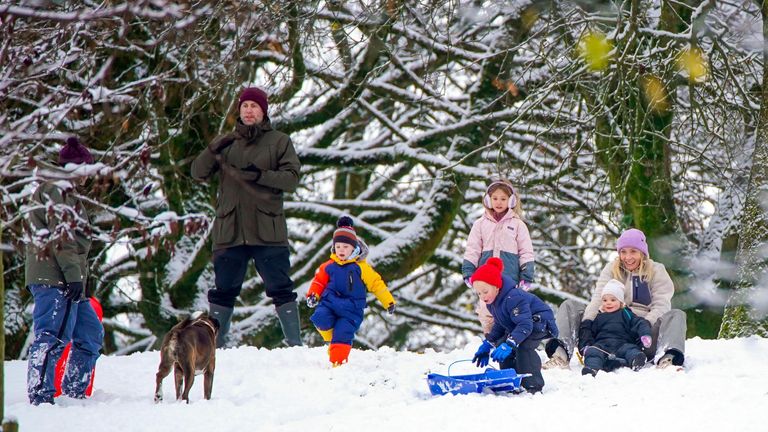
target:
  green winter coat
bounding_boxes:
[25,181,91,287]
[191,119,301,250]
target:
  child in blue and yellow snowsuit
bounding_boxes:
[306,216,395,366]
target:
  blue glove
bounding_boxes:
[491,340,517,362]
[473,340,493,367]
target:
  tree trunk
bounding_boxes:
[718,1,768,338]
[1,228,19,431]
[1,227,5,425]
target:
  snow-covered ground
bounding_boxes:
[4,337,768,432]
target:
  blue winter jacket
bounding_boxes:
[486,275,557,345]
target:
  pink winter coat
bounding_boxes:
[462,209,535,281]
[463,209,536,334]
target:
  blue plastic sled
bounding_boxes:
[427,360,531,396]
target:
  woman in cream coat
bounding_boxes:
[543,228,686,370]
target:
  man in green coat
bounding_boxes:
[192,87,302,348]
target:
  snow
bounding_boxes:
[4,337,768,432]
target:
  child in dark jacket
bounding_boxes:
[578,279,653,376]
[306,216,395,366]
[470,257,558,393]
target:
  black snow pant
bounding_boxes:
[500,333,547,393]
[584,342,642,372]
[209,245,297,308]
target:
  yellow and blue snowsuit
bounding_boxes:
[307,253,394,365]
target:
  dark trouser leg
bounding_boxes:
[583,348,606,373]
[616,343,646,370]
[514,337,545,393]
[62,299,104,397]
[209,246,249,347]
[251,246,298,307]
[27,285,76,405]
[252,246,300,345]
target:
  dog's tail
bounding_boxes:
[164,316,196,359]
[175,315,195,330]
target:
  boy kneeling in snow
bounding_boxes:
[471,257,558,393]
[578,279,652,376]
[306,216,395,366]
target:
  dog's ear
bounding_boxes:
[209,316,220,331]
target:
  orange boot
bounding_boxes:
[329,343,352,366]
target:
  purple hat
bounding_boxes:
[58,136,94,166]
[238,87,269,116]
[616,228,648,257]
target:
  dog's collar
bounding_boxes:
[193,318,217,336]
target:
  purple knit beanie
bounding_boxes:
[58,136,94,166]
[616,228,648,257]
[238,87,269,116]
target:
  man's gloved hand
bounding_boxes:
[640,335,652,349]
[517,280,531,291]
[464,278,472,288]
[473,339,494,367]
[491,340,517,362]
[386,303,396,316]
[63,282,84,301]
[241,164,262,181]
[306,294,319,308]
[208,136,235,154]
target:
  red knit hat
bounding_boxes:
[238,87,269,115]
[333,215,357,248]
[471,257,504,287]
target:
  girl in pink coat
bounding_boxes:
[462,179,535,334]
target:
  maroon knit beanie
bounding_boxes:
[238,87,269,116]
[471,257,504,288]
[333,216,358,248]
[58,136,94,166]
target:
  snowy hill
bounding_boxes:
[5,337,768,432]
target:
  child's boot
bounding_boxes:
[329,343,352,367]
[630,352,646,371]
[581,367,597,377]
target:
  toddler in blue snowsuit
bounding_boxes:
[578,279,653,376]
[306,216,395,366]
[470,257,558,393]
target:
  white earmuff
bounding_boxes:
[508,193,516,209]
[484,182,517,209]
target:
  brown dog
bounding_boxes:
[154,312,219,403]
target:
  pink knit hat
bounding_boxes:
[616,228,649,257]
